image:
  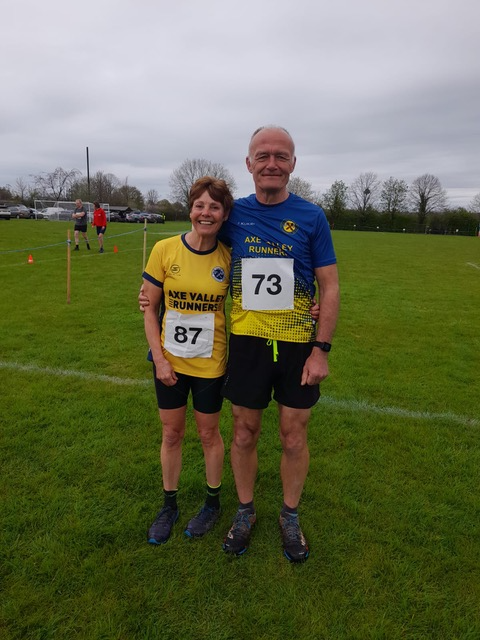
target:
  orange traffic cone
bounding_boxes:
[113,245,118,253]
[28,254,34,264]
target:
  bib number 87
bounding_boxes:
[174,326,202,344]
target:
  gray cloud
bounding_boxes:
[1,0,479,206]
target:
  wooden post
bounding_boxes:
[142,219,147,272]
[67,229,71,304]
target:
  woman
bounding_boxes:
[142,176,233,544]
[92,202,107,253]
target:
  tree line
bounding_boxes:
[1,161,479,234]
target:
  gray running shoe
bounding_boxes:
[222,509,256,556]
[279,514,309,562]
[147,506,179,545]
[184,505,220,538]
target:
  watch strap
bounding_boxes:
[313,341,331,352]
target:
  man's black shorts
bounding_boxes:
[222,334,320,410]
[74,224,87,232]
[153,365,224,414]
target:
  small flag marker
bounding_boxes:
[113,245,118,253]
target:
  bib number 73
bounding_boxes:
[241,258,294,310]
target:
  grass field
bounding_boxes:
[1,219,479,639]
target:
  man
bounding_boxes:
[72,199,90,250]
[140,126,339,562]
[219,126,339,563]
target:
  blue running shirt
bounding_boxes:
[220,193,336,343]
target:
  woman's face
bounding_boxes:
[189,190,228,237]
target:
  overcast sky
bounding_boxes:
[2,0,479,207]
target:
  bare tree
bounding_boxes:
[69,171,121,203]
[287,176,315,202]
[14,177,30,201]
[145,189,159,211]
[469,192,480,213]
[409,174,448,225]
[33,167,82,201]
[349,172,380,216]
[321,180,349,221]
[114,180,144,209]
[380,177,408,220]
[169,159,237,210]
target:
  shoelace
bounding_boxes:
[196,507,215,522]
[231,511,253,534]
[154,507,176,525]
[282,517,302,542]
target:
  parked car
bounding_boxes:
[14,207,44,219]
[125,211,142,223]
[149,213,165,224]
[0,208,11,220]
[8,205,30,218]
[109,211,126,222]
[41,207,69,219]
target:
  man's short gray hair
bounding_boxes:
[248,125,295,157]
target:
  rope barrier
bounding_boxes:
[0,226,145,255]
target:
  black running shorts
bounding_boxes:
[153,366,224,414]
[222,334,320,410]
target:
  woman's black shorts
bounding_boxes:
[153,365,224,414]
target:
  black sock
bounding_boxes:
[205,483,221,509]
[281,502,298,518]
[239,500,255,513]
[163,489,178,510]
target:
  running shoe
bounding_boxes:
[184,505,220,538]
[279,514,309,562]
[222,509,256,556]
[147,506,179,545]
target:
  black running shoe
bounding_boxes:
[184,505,220,538]
[279,514,309,562]
[147,506,179,545]
[222,509,256,556]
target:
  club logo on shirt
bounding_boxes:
[211,266,226,282]
[171,264,180,274]
[282,220,298,234]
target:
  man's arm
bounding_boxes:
[142,280,177,386]
[301,263,340,386]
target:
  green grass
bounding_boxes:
[1,220,480,639]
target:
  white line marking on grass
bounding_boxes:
[319,396,478,427]
[2,360,477,427]
[466,262,480,270]
[0,360,150,387]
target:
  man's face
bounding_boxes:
[246,129,296,194]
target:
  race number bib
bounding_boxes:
[241,257,294,310]
[164,310,214,358]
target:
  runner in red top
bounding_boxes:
[92,202,107,253]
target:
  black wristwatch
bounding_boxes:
[312,341,331,353]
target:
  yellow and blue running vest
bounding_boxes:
[143,234,231,378]
[220,193,336,343]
